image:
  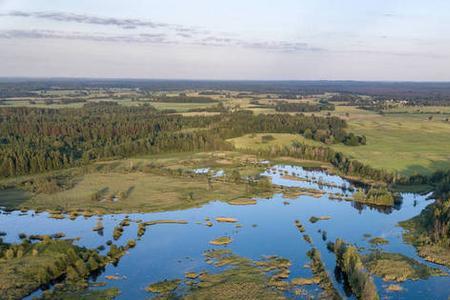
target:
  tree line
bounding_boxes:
[275,101,335,112]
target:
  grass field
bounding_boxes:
[382,105,450,115]
[26,171,252,213]
[0,98,217,112]
[331,111,450,175]
[304,105,450,175]
[227,133,329,169]
[0,100,87,109]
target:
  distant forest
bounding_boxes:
[2,79,450,103]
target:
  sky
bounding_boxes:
[0,0,450,80]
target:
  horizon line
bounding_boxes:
[1,76,450,84]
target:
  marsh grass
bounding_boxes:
[306,248,342,300]
[363,251,447,282]
[39,287,120,300]
[145,279,181,294]
[18,171,264,213]
[1,151,279,213]
[209,237,233,246]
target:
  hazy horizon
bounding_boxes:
[1,0,450,81]
[3,77,450,84]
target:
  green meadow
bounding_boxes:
[331,111,450,175]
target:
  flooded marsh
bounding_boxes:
[1,165,449,299]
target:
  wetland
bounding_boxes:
[1,165,449,299]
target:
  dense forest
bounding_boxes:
[208,110,358,142]
[0,103,223,177]
[0,104,364,178]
